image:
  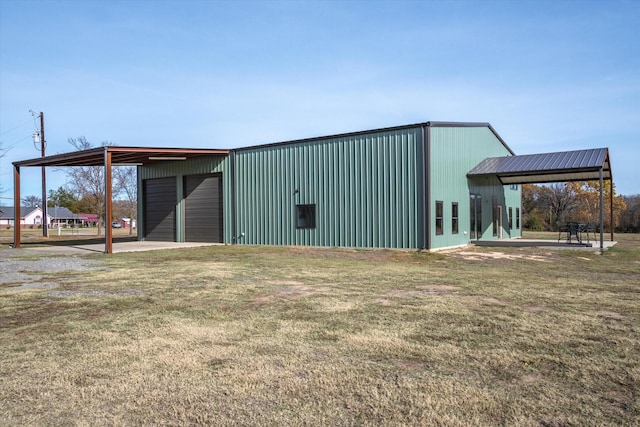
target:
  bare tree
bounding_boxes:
[64,137,110,235]
[537,183,580,229]
[22,195,42,207]
[113,166,137,235]
[0,143,7,196]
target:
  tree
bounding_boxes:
[521,181,627,232]
[522,184,548,231]
[22,195,42,207]
[113,166,137,235]
[536,183,580,229]
[0,143,6,195]
[64,136,110,234]
[47,186,78,210]
[571,180,626,231]
[619,195,640,232]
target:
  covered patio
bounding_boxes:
[468,147,613,249]
[12,146,229,253]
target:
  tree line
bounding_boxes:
[522,182,639,233]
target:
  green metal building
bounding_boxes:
[138,121,521,250]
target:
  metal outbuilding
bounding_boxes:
[11,122,614,253]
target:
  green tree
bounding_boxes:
[47,186,78,210]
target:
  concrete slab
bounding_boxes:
[17,241,221,255]
[473,239,617,252]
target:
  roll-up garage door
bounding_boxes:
[143,177,177,241]
[184,173,223,243]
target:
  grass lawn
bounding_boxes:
[1,234,638,425]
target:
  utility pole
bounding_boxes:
[31,111,48,237]
[40,112,47,237]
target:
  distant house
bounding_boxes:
[0,206,47,228]
[77,213,99,227]
[0,206,81,228]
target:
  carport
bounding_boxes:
[468,148,613,249]
[13,146,229,253]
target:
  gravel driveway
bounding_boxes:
[0,248,106,290]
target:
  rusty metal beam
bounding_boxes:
[105,148,113,254]
[13,165,21,248]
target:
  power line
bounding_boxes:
[0,119,32,136]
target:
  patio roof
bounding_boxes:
[467,148,612,184]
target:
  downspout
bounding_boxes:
[230,150,237,244]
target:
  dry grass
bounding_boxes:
[1,234,639,425]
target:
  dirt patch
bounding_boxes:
[454,251,550,262]
[468,295,508,306]
[394,359,424,369]
[253,284,328,305]
[596,311,625,321]
[387,285,459,298]
[264,280,306,286]
[416,285,460,294]
[373,298,397,306]
[514,374,543,385]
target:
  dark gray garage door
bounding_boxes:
[184,173,223,243]
[143,177,176,241]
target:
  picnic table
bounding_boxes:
[558,222,598,244]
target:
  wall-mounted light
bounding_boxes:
[294,188,300,195]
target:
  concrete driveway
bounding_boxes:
[13,240,221,255]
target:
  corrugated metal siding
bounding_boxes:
[233,128,423,248]
[430,126,520,248]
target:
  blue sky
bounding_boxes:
[1,0,638,200]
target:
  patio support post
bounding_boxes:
[610,180,614,242]
[13,164,21,248]
[105,148,113,254]
[599,168,604,249]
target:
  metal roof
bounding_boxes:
[13,146,229,168]
[235,121,515,156]
[467,148,612,184]
[0,206,39,219]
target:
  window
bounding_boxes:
[296,204,316,229]
[435,201,444,235]
[492,196,498,237]
[451,202,459,234]
[516,208,520,229]
[470,194,482,240]
[508,207,513,230]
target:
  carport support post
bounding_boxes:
[105,149,113,254]
[13,164,21,248]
